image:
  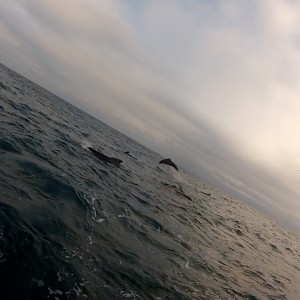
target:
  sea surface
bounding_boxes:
[1,62,300,299]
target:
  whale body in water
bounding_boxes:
[88,147,123,167]
[159,158,178,171]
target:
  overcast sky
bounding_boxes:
[1,0,300,231]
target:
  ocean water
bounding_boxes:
[1,62,300,300]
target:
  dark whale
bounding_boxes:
[88,147,123,167]
[124,150,135,158]
[159,158,178,171]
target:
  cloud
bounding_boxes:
[2,0,300,229]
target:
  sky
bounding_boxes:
[1,0,300,231]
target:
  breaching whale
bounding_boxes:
[88,147,123,167]
[159,158,178,171]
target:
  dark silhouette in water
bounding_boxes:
[124,151,135,159]
[88,147,123,167]
[159,158,178,171]
[201,191,211,196]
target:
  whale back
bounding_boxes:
[88,147,122,167]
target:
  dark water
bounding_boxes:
[1,63,300,299]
